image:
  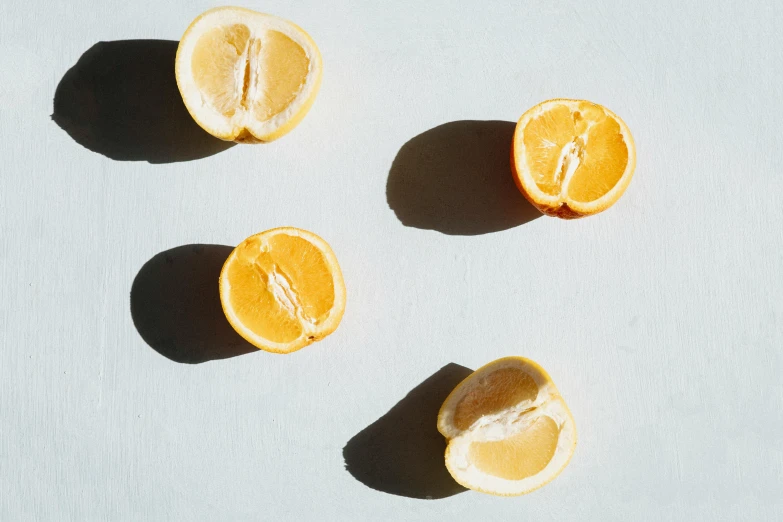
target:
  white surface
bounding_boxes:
[1,1,782,520]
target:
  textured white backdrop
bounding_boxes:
[1,1,781,520]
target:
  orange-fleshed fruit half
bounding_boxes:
[219,228,346,354]
[511,99,636,218]
[175,7,322,142]
[438,357,577,496]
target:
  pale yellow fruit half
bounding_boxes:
[438,357,577,496]
[512,99,636,218]
[175,7,322,142]
[219,228,346,354]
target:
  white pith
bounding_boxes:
[257,260,317,331]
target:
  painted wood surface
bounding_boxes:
[1,1,781,520]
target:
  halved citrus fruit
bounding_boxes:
[438,357,577,496]
[219,227,346,354]
[511,99,636,218]
[175,7,322,142]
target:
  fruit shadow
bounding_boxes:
[386,120,542,235]
[130,244,256,364]
[343,363,473,499]
[52,40,234,163]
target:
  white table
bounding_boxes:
[2,1,781,520]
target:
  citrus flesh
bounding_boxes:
[176,7,322,142]
[512,99,636,218]
[438,357,577,496]
[219,228,345,354]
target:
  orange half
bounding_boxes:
[219,228,346,354]
[511,99,636,218]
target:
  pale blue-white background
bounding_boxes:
[1,1,781,520]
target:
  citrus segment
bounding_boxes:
[522,103,580,196]
[219,228,345,354]
[191,24,251,116]
[452,367,538,431]
[512,99,635,218]
[438,357,576,496]
[468,415,559,480]
[176,7,322,142]
[253,30,311,121]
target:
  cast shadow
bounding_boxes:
[386,120,542,235]
[343,363,473,499]
[130,244,256,364]
[52,40,234,163]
